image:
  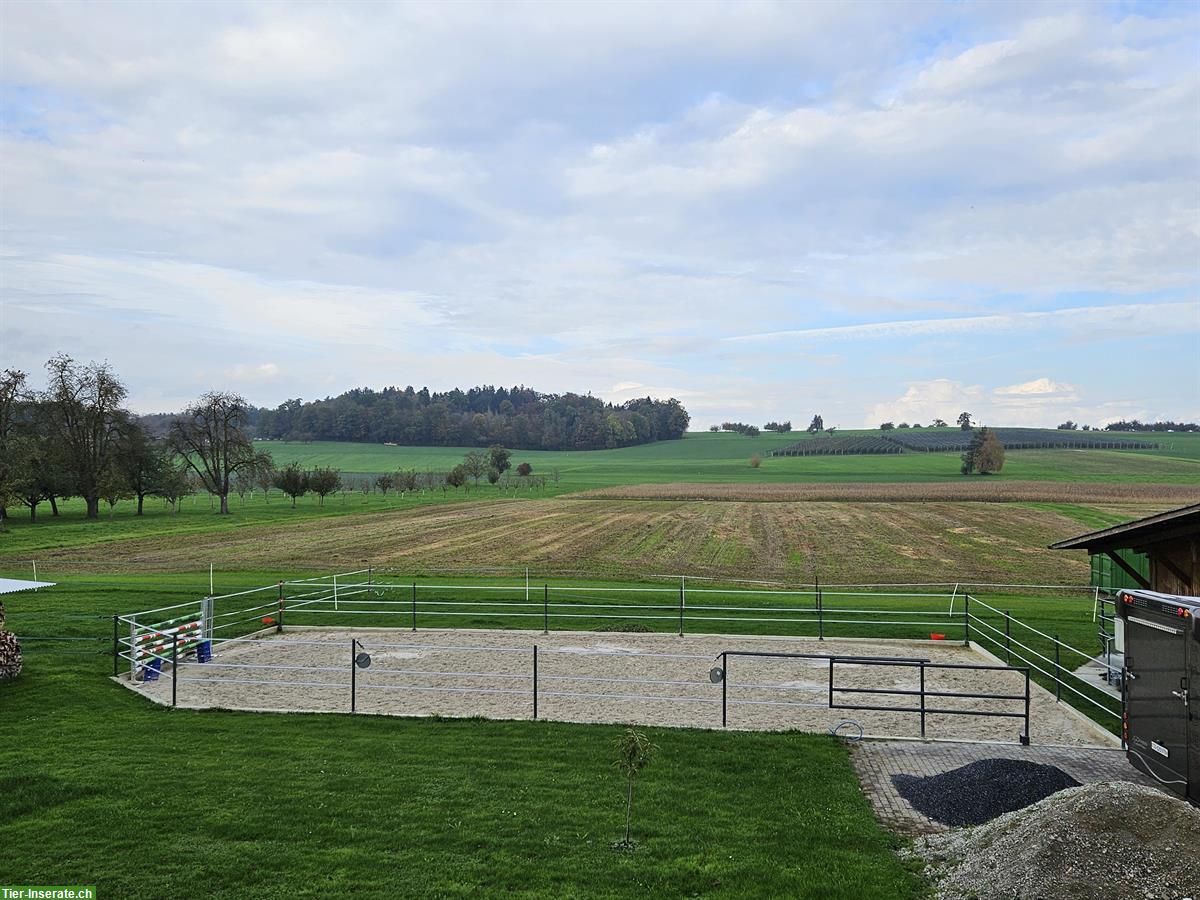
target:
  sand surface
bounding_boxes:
[125,628,1113,746]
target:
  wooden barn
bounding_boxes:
[1050,502,1200,595]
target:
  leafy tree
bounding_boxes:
[1057,421,1078,430]
[169,391,270,514]
[763,421,791,433]
[121,425,171,516]
[897,422,910,429]
[447,464,467,488]
[879,422,895,430]
[749,453,762,468]
[932,418,948,428]
[308,467,342,506]
[516,462,533,477]
[807,415,824,434]
[155,460,193,515]
[274,462,309,508]
[39,354,132,519]
[374,473,394,495]
[708,424,719,432]
[486,468,500,485]
[612,726,657,850]
[255,460,278,503]
[97,461,133,519]
[961,427,1005,475]
[462,450,488,485]
[0,369,27,529]
[488,445,512,474]
[233,468,256,505]
[396,469,418,493]
[957,412,973,430]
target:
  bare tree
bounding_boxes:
[39,354,131,519]
[168,392,269,514]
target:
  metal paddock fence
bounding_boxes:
[108,570,1116,742]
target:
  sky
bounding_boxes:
[1,0,1198,430]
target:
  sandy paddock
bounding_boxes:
[124,628,1114,746]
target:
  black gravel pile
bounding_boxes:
[893,758,1080,826]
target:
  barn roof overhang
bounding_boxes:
[1049,502,1200,553]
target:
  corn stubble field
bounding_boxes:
[3,430,1199,898]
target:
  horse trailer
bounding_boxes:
[1118,589,1199,803]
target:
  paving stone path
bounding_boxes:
[852,740,1163,834]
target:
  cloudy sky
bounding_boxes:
[2,1,1197,428]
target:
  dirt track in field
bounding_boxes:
[34,497,1119,584]
[129,628,1114,747]
[563,481,1200,503]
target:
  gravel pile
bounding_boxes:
[894,758,1080,826]
[913,781,1200,900]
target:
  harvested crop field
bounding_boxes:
[565,481,1200,503]
[29,498,1111,583]
[127,628,1108,746]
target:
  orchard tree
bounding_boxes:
[308,467,342,506]
[121,425,171,516]
[516,462,533,477]
[462,450,488,485]
[274,462,309,507]
[374,473,394,495]
[0,369,27,529]
[168,391,271,514]
[40,354,132,519]
[488,445,512,475]
[155,460,194,516]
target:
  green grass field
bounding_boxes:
[2,574,927,898]
[257,429,1200,485]
[4,426,1187,896]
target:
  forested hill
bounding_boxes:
[251,386,690,451]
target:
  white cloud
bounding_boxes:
[1,2,1197,424]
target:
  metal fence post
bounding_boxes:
[171,634,178,708]
[351,639,357,713]
[678,582,685,636]
[277,581,284,633]
[1004,611,1011,664]
[919,661,926,738]
[533,644,539,720]
[828,657,835,708]
[411,582,417,631]
[543,584,549,634]
[1054,635,1061,702]
[721,652,728,728]
[963,593,970,645]
[1022,669,1031,745]
[112,615,119,677]
[817,579,824,641]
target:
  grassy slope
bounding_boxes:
[259,430,1200,484]
[2,577,922,899]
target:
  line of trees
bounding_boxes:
[0,358,278,526]
[254,386,690,450]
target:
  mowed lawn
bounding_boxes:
[2,580,924,899]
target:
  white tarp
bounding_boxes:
[0,578,55,594]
